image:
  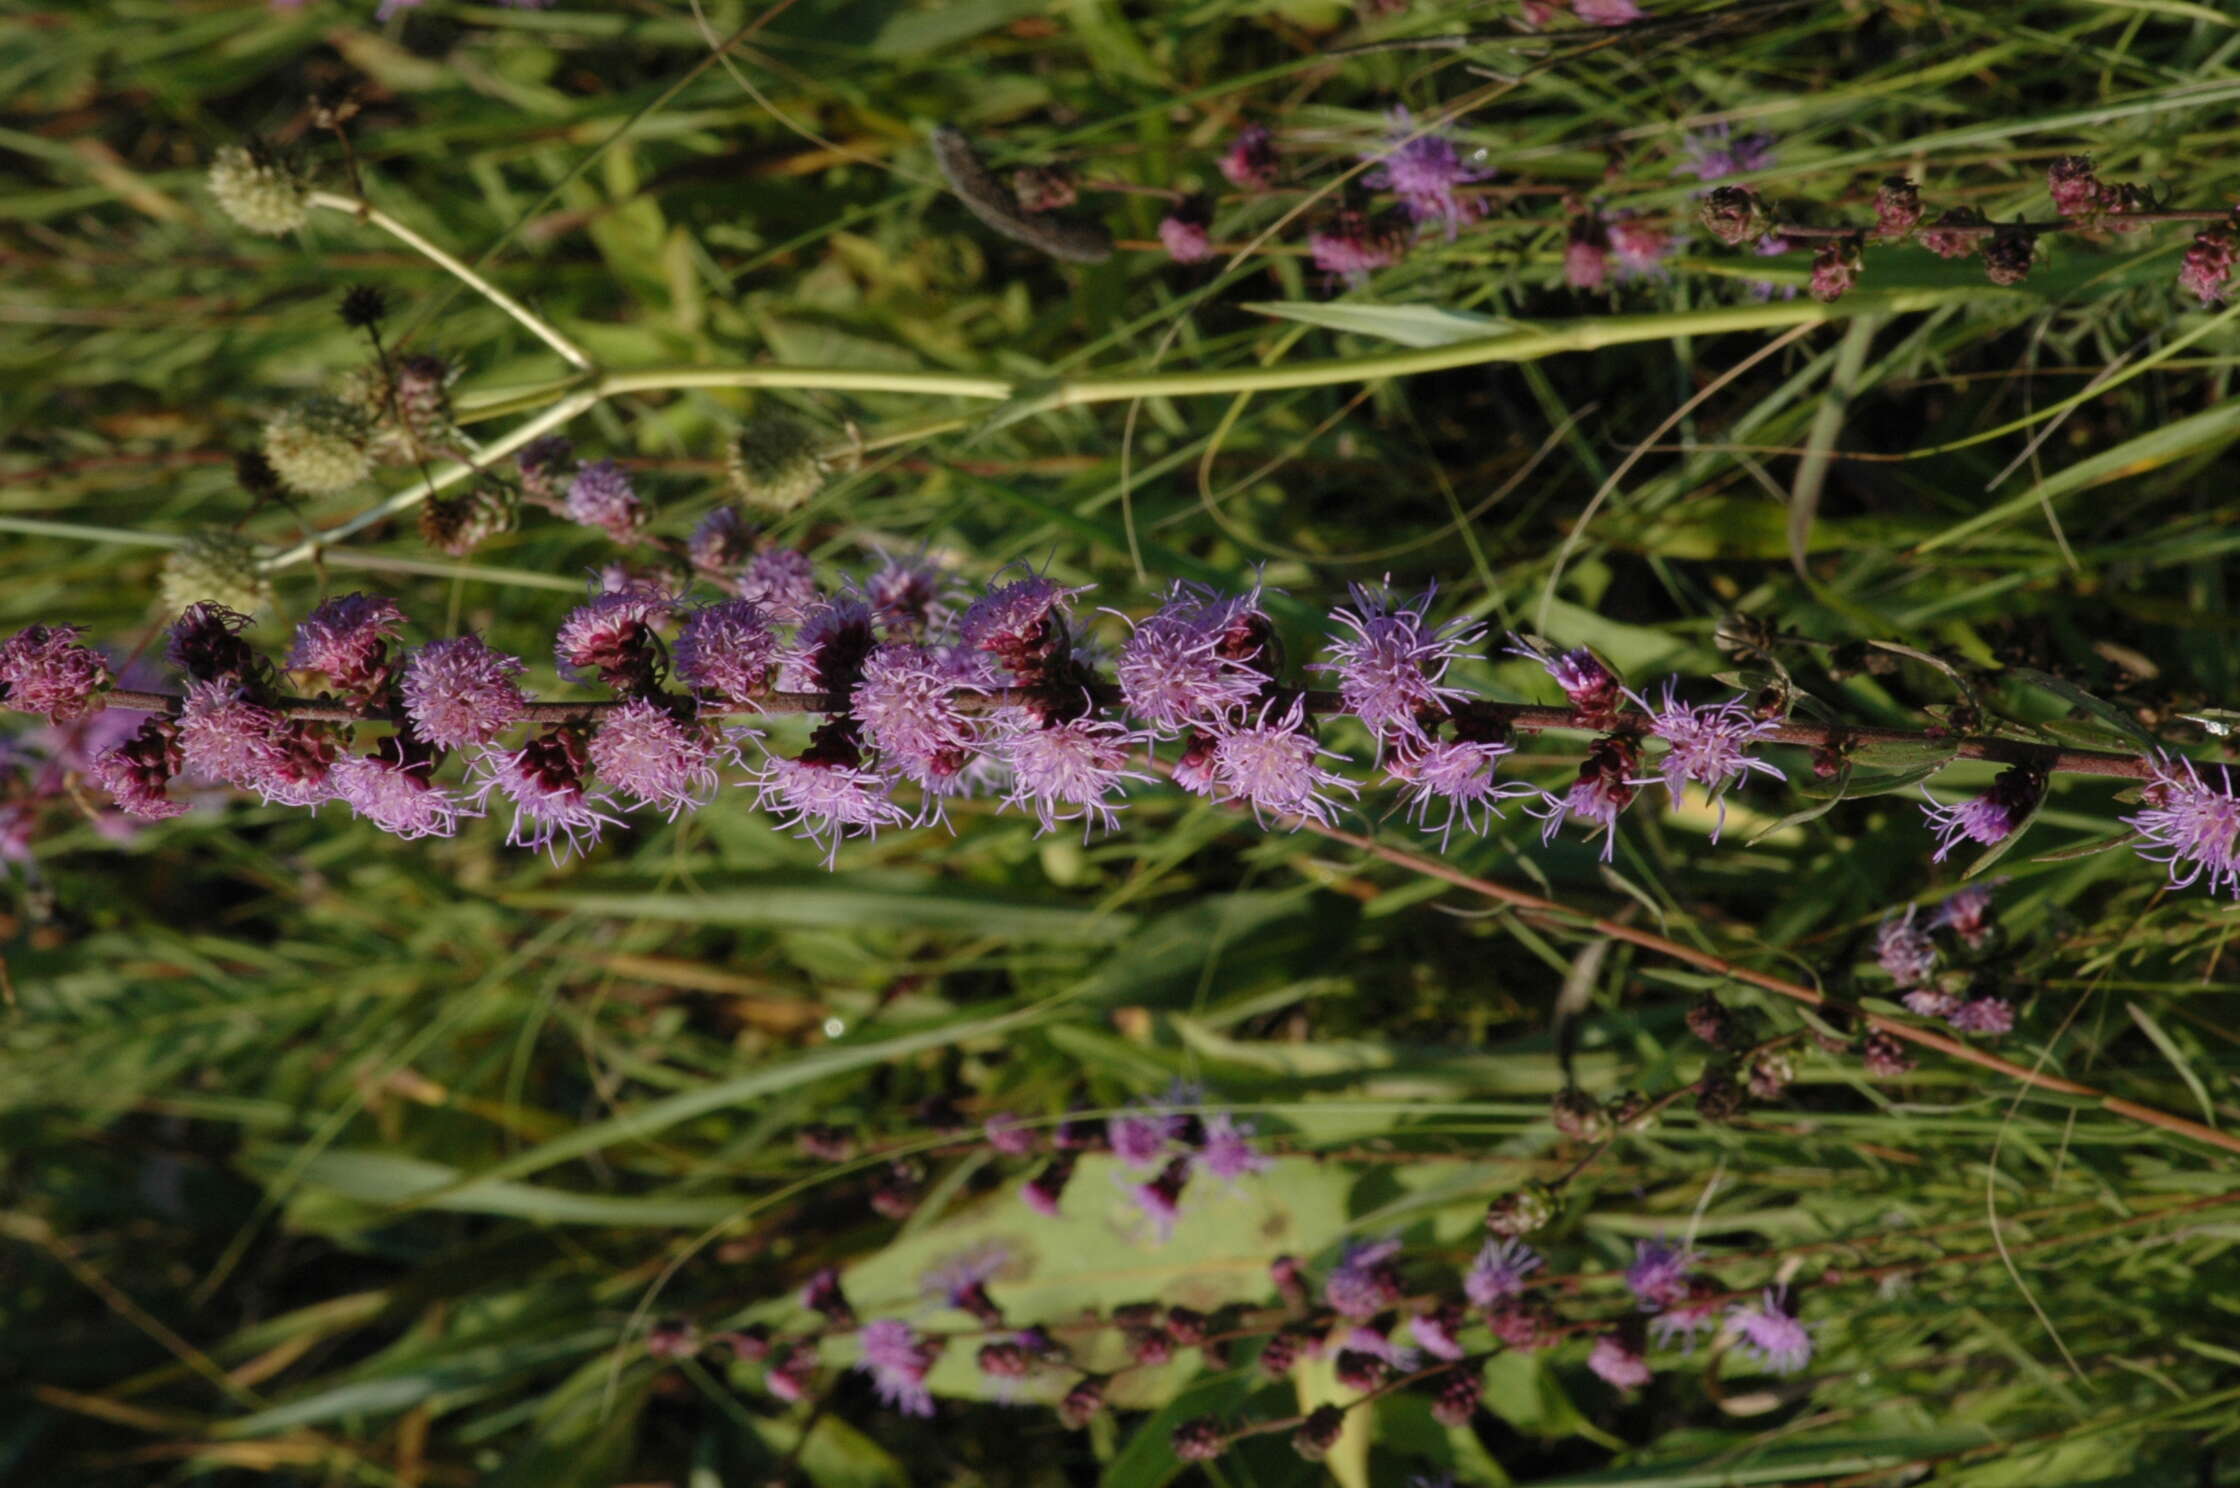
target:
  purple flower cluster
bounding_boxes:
[1361,109,1492,237]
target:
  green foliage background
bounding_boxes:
[4,0,2240,1483]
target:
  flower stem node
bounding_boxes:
[207,141,311,236]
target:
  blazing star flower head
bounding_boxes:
[865,553,950,638]
[1130,1155,1192,1240]
[1107,1110,1171,1170]
[1625,1238,1694,1310]
[330,743,476,841]
[1588,1333,1653,1389]
[1730,1286,1812,1374]
[514,434,573,501]
[687,504,753,575]
[1565,219,1610,291]
[753,736,909,866]
[2046,155,2101,218]
[1575,0,1645,21]
[1207,698,1358,828]
[766,1341,819,1403]
[2124,756,2240,899]
[167,602,261,683]
[0,625,112,722]
[983,1113,1036,1157]
[853,642,989,814]
[1630,682,1785,837]
[400,636,528,750]
[562,459,644,542]
[1113,581,1272,735]
[1676,122,1778,184]
[1932,883,1998,945]
[1607,214,1671,277]
[1921,767,2041,861]
[1948,996,2015,1036]
[962,573,1086,677]
[779,594,878,697]
[673,599,777,705]
[1217,124,1278,192]
[554,585,672,692]
[1387,733,1526,849]
[1648,1276,1725,1352]
[1531,736,1639,861]
[286,594,405,699]
[1363,109,1491,237]
[920,1241,1011,1311]
[2180,226,2236,305]
[1325,1239,1405,1319]
[1309,207,1407,283]
[1342,1324,1418,1373]
[997,713,1148,837]
[1465,1236,1543,1306]
[176,679,289,790]
[1194,1111,1271,1183]
[588,698,726,819]
[1315,580,1480,749]
[1748,232,1800,300]
[1410,1306,1466,1361]
[467,726,624,862]
[1022,1155,1075,1216]
[1507,635,1622,721]
[91,718,188,821]
[253,722,341,808]
[1875,907,1939,987]
[737,547,819,623]
[1157,210,1216,267]
[855,1320,938,1418]
[1902,986,1961,1020]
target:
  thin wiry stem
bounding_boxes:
[307,192,593,370]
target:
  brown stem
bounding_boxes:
[1768,209,2233,242]
[96,688,2165,781]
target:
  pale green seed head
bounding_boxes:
[262,396,375,496]
[727,416,828,513]
[207,143,310,237]
[160,531,274,618]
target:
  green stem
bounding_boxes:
[595,366,1015,401]
[0,516,186,548]
[308,191,594,371]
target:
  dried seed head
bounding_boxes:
[418,481,518,557]
[1873,177,1923,240]
[1698,185,1768,247]
[1550,1087,1608,1141]
[159,530,273,618]
[1983,227,2038,286]
[1292,1404,1346,1461]
[262,396,375,496]
[1484,1181,1558,1237]
[207,141,310,236]
[1170,1416,1228,1462]
[339,284,388,330]
[728,416,828,513]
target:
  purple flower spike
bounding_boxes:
[738,548,819,623]
[287,595,405,699]
[753,745,909,866]
[1588,1333,1652,1389]
[587,698,727,819]
[1325,1238,1405,1319]
[563,460,644,542]
[1530,735,1639,861]
[1207,698,1358,828]
[855,1320,939,1418]
[2124,756,2240,898]
[468,726,624,862]
[1388,734,1526,849]
[997,714,1149,837]
[1465,1236,1542,1306]
[1920,765,2042,862]
[674,599,778,705]
[1193,1111,1271,1183]
[1948,996,2014,1036]
[1362,109,1491,237]
[1112,581,1271,737]
[1107,1110,1171,1170]
[1315,580,1480,751]
[1217,125,1278,193]
[1875,908,1939,987]
[0,625,113,722]
[1624,1238,1693,1311]
[1631,682,1785,838]
[1676,122,1777,185]
[1729,1286,1812,1375]
[400,636,528,750]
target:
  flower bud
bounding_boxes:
[261,396,375,496]
[1165,1306,1210,1347]
[796,1122,857,1161]
[1484,1181,1557,1237]
[1334,1349,1386,1392]
[1685,994,1735,1049]
[1698,185,1767,247]
[1292,1404,1346,1461]
[976,1340,1030,1379]
[1428,1365,1484,1427]
[1983,227,2037,286]
[1550,1087,1608,1142]
[645,1318,700,1361]
[418,480,518,557]
[1695,1066,1748,1124]
[2180,223,2236,305]
[1256,1325,1305,1380]
[728,416,828,514]
[2046,154,2100,218]
[1917,206,1987,259]
[1058,1377,1106,1430]
[159,530,273,618]
[1872,177,1922,240]
[207,141,310,236]
[1604,1089,1655,1133]
[1861,1030,1914,1078]
[1171,1416,1228,1462]
[1808,235,1863,303]
[1746,1047,1795,1101]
